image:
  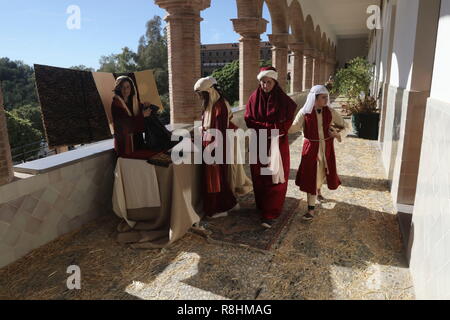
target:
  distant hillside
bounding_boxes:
[0,57,38,110]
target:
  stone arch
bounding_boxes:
[321,32,327,53]
[304,15,316,49]
[314,25,322,50]
[265,0,289,34]
[287,0,305,43]
[327,38,332,57]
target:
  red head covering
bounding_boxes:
[245,68,297,125]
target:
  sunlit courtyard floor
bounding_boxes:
[0,111,415,300]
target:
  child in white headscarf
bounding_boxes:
[290,85,349,220]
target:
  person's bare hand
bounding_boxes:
[329,127,342,142]
[328,127,339,138]
[143,109,152,117]
[142,102,153,117]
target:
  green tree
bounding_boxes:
[212,60,239,105]
[5,110,42,161]
[331,57,373,100]
[260,60,272,68]
[70,65,95,72]
[98,47,138,73]
[98,54,119,73]
[211,59,273,106]
[0,58,45,153]
[10,104,44,133]
[136,16,169,96]
[0,57,38,110]
[116,47,138,72]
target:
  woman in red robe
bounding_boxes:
[244,67,297,228]
[111,76,156,159]
[194,77,238,218]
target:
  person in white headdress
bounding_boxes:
[289,85,349,220]
[194,76,248,218]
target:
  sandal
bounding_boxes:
[302,212,314,221]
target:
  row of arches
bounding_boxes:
[154,0,338,123]
[240,0,337,58]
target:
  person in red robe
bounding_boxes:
[289,85,349,221]
[194,76,239,218]
[111,76,158,160]
[245,67,297,229]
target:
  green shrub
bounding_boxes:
[212,60,239,105]
[331,57,373,101]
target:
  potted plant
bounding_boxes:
[342,94,380,140]
[331,57,380,140]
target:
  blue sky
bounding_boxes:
[0,0,271,70]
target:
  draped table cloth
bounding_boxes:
[112,157,203,248]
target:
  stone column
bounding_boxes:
[326,58,335,79]
[288,42,304,93]
[0,86,14,185]
[155,0,210,124]
[321,53,328,84]
[323,59,328,84]
[303,47,315,90]
[313,50,322,85]
[231,17,268,109]
[268,34,289,92]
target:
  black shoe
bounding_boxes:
[302,212,314,221]
[261,219,275,229]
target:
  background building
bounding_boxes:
[201,42,272,76]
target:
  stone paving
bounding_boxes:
[0,109,415,300]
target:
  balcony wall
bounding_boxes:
[0,142,116,268]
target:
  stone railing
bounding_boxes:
[0,140,116,268]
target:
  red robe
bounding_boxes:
[111,97,160,160]
[202,98,237,216]
[295,106,341,195]
[245,84,296,220]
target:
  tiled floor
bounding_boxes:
[0,113,415,300]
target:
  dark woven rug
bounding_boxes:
[200,193,298,251]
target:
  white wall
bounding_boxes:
[430,1,450,101]
[379,0,396,85]
[410,0,450,299]
[389,0,419,89]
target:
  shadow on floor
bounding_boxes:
[288,169,390,193]
[291,198,408,268]
[339,175,390,192]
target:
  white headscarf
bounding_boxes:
[194,76,232,130]
[300,85,330,115]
